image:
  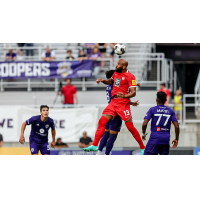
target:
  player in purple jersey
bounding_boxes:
[19,105,56,155]
[97,70,139,155]
[142,91,180,155]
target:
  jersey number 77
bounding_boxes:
[154,114,170,126]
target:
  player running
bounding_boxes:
[19,105,56,155]
[142,91,180,155]
[97,69,139,155]
[83,59,145,153]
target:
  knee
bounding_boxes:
[99,116,109,126]
[109,134,118,142]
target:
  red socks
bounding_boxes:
[93,116,109,146]
[125,122,145,149]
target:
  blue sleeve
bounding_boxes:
[144,108,153,120]
[50,120,55,130]
[171,110,178,122]
[26,116,36,125]
[181,95,183,102]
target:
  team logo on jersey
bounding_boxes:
[31,148,34,153]
[45,124,49,129]
[40,129,44,133]
[157,127,161,131]
[37,124,39,126]
[115,78,121,87]
[56,62,73,78]
[132,80,136,85]
[122,77,125,80]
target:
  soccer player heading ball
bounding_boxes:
[83,59,145,153]
[19,105,56,155]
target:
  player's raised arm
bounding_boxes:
[172,121,179,148]
[19,121,26,144]
[96,78,114,85]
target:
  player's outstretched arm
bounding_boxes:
[142,119,149,140]
[19,121,26,144]
[51,129,56,149]
[96,78,114,85]
[172,121,179,148]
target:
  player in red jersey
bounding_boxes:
[83,59,145,153]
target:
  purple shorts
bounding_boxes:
[144,142,170,155]
[29,140,50,155]
[105,114,122,132]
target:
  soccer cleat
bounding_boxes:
[83,145,98,152]
[96,150,102,155]
[141,149,145,155]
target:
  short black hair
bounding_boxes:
[160,83,166,87]
[157,91,167,105]
[105,70,115,79]
[40,105,49,112]
[57,138,61,142]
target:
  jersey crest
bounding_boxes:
[115,78,121,87]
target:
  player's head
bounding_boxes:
[160,83,166,89]
[65,78,72,85]
[40,105,49,118]
[156,91,167,105]
[116,59,128,73]
[105,70,115,79]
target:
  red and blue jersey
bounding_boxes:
[144,105,177,144]
[26,115,55,144]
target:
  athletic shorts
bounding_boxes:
[105,114,122,132]
[29,140,50,155]
[144,142,170,155]
[103,99,132,121]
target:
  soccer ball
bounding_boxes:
[114,44,126,55]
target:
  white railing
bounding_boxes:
[1,46,42,60]
[0,53,178,93]
[195,70,200,116]
[183,94,200,126]
[117,52,175,91]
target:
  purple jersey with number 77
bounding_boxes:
[144,105,178,145]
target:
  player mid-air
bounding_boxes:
[97,69,140,155]
[19,105,56,155]
[142,91,180,155]
[83,59,145,153]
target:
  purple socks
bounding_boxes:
[105,134,118,155]
[98,131,110,151]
